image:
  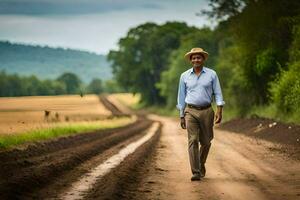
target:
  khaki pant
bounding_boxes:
[184,106,215,174]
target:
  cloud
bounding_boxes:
[0,0,163,15]
[0,0,212,54]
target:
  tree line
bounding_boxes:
[0,71,122,97]
[108,0,300,121]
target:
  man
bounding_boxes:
[177,47,225,181]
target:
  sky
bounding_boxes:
[0,0,214,54]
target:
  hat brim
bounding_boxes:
[184,51,209,61]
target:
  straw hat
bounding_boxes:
[184,47,209,61]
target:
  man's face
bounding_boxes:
[191,54,204,67]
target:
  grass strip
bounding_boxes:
[0,116,136,149]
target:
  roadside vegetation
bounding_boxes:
[0,116,136,149]
[108,0,300,123]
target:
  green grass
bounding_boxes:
[247,104,300,124]
[221,107,240,122]
[0,116,136,149]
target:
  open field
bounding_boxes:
[109,93,140,109]
[0,95,112,135]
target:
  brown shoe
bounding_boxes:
[191,173,201,181]
[200,164,206,178]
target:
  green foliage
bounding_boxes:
[271,25,300,117]
[0,70,126,97]
[202,0,246,19]
[225,0,300,104]
[271,62,300,113]
[108,23,159,96]
[289,24,300,62]
[86,78,103,94]
[0,71,83,96]
[108,22,197,105]
[57,72,82,94]
[251,47,282,103]
[103,79,125,93]
[105,0,300,123]
[255,48,280,77]
[202,0,300,119]
[214,42,255,115]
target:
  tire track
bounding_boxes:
[99,94,128,117]
[0,95,156,199]
[84,123,162,200]
[61,122,161,200]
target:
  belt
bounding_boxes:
[187,104,211,110]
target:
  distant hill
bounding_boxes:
[0,41,112,83]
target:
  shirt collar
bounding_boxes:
[189,67,206,74]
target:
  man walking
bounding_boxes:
[177,47,225,181]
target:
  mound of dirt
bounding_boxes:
[218,117,300,160]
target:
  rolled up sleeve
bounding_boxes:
[212,73,225,106]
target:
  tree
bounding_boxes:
[271,25,300,116]
[103,79,124,93]
[57,72,81,94]
[204,0,300,105]
[87,78,103,94]
[108,22,197,105]
[0,71,8,96]
[0,72,70,97]
[201,0,247,20]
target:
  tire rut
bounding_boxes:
[0,120,152,199]
[99,95,127,117]
[0,95,152,199]
[84,123,162,200]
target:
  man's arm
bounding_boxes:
[177,74,187,129]
[213,73,225,124]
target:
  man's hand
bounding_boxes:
[180,117,186,129]
[214,111,222,124]
[214,106,223,124]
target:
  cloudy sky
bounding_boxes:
[0,0,213,54]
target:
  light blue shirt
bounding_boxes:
[177,67,225,117]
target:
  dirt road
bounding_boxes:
[0,95,299,199]
[129,115,300,200]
